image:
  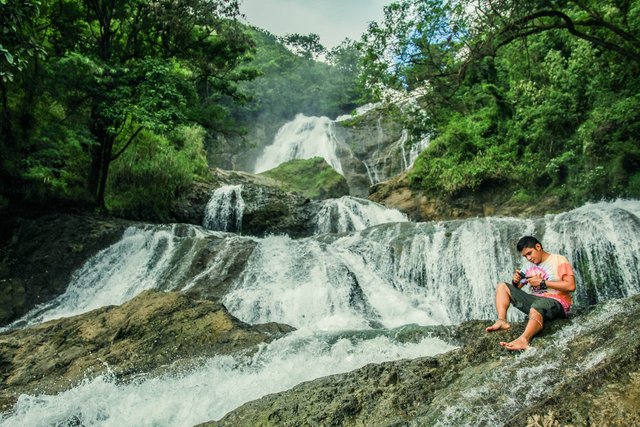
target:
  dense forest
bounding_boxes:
[1,0,639,219]
[363,0,640,206]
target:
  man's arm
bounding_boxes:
[528,274,575,292]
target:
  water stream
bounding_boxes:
[1,199,639,426]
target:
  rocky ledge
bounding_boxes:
[0,290,294,412]
[202,295,640,427]
[368,172,568,222]
[170,166,341,238]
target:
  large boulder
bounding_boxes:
[0,290,294,411]
[202,295,640,427]
[171,168,328,238]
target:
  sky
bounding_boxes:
[239,0,393,50]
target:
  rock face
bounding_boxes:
[0,214,128,325]
[333,108,407,198]
[0,290,294,412]
[202,295,640,427]
[369,172,568,221]
[170,168,326,238]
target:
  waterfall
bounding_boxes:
[315,196,408,234]
[2,200,639,426]
[253,114,344,174]
[363,130,431,185]
[0,224,255,331]
[5,200,640,331]
[405,134,430,169]
[203,185,244,232]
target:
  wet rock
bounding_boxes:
[201,295,640,427]
[171,168,325,238]
[0,290,294,412]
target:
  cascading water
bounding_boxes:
[2,200,640,426]
[202,185,244,232]
[0,224,251,332]
[362,127,430,185]
[252,111,430,189]
[253,114,344,174]
[315,196,408,234]
[0,330,454,427]
[405,134,430,169]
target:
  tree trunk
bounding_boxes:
[95,134,114,209]
[88,108,114,209]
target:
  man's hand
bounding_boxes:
[512,270,525,287]
[527,274,543,287]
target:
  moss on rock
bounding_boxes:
[259,157,349,200]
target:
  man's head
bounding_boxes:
[517,235,545,264]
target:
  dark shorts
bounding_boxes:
[505,283,566,321]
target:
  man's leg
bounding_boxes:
[499,297,563,350]
[486,282,512,332]
[500,308,543,350]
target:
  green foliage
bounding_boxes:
[259,157,349,200]
[106,126,208,220]
[0,0,255,213]
[369,0,640,205]
[0,0,45,83]
[410,106,512,195]
[574,94,640,199]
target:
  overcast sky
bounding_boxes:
[239,0,393,49]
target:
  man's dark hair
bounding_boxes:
[517,236,542,252]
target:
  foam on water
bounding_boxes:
[315,196,408,234]
[0,330,456,427]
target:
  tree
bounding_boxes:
[360,0,640,97]
[1,0,256,208]
[361,0,640,203]
[279,33,326,60]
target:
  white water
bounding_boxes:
[0,225,235,331]
[0,329,454,427]
[253,111,429,186]
[202,185,245,232]
[253,114,344,174]
[2,200,639,425]
[315,196,408,234]
[405,134,431,169]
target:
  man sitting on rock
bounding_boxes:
[485,236,576,350]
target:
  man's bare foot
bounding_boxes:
[499,336,530,351]
[485,319,510,332]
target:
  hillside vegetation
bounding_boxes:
[1,0,638,220]
[359,0,640,207]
